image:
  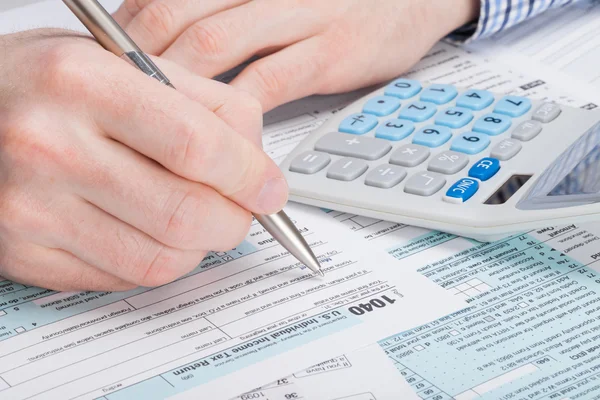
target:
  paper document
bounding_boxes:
[468,0,600,104]
[234,345,419,400]
[0,204,464,400]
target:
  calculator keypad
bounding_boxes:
[494,96,532,117]
[404,172,446,196]
[511,120,542,141]
[456,90,494,111]
[444,178,479,203]
[339,113,379,135]
[288,81,564,202]
[412,125,452,148]
[420,84,458,105]
[384,79,422,99]
[315,132,392,160]
[365,164,407,188]
[375,119,415,141]
[532,103,561,123]
[428,151,469,175]
[468,158,501,181]
[490,139,522,161]
[435,107,474,129]
[327,158,368,181]
[451,132,490,154]
[363,96,402,116]
[289,151,331,174]
[399,102,437,122]
[473,113,512,136]
[390,144,430,167]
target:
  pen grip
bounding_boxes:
[120,51,174,88]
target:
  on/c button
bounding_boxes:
[444,178,479,204]
[469,157,501,181]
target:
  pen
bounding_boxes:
[62,0,324,277]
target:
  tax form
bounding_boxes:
[233,345,419,400]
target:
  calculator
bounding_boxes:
[280,79,600,242]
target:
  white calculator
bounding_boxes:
[280,79,600,242]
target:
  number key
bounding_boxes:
[494,96,532,117]
[456,89,494,110]
[420,84,458,104]
[375,119,415,141]
[399,101,437,122]
[412,125,452,148]
[339,113,379,135]
[450,132,490,154]
[473,113,512,136]
[363,95,402,116]
[435,106,474,128]
[384,79,422,99]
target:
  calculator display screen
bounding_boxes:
[548,144,600,196]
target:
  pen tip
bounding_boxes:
[316,270,325,278]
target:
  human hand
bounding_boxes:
[0,30,287,291]
[114,0,479,112]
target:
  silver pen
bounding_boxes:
[62,0,324,277]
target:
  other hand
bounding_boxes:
[114,0,480,111]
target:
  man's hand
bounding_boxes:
[0,30,287,291]
[114,0,479,111]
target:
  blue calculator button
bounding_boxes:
[420,84,458,104]
[363,96,402,116]
[399,101,437,122]
[456,89,494,110]
[494,96,532,117]
[375,119,415,141]
[339,113,378,135]
[444,178,479,203]
[473,113,512,136]
[384,79,422,99]
[435,106,474,128]
[412,125,452,148]
[451,132,491,154]
[469,157,501,181]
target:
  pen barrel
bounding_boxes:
[62,0,139,56]
[121,52,174,87]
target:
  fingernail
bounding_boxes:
[257,177,288,214]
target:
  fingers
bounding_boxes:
[115,0,251,55]
[50,197,207,287]
[229,36,332,112]
[160,0,325,79]
[151,57,263,147]
[71,136,253,251]
[0,242,136,292]
[50,46,287,215]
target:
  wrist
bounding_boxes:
[421,0,480,39]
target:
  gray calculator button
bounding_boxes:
[428,151,469,174]
[365,164,407,188]
[404,171,446,196]
[490,139,522,161]
[289,151,331,174]
[315,132,392,161]
[327,158,368,181]
[389,144,430,167]
[532,103,561,123]
[511,120,542,141]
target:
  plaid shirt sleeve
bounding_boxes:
[452,0,585,42]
